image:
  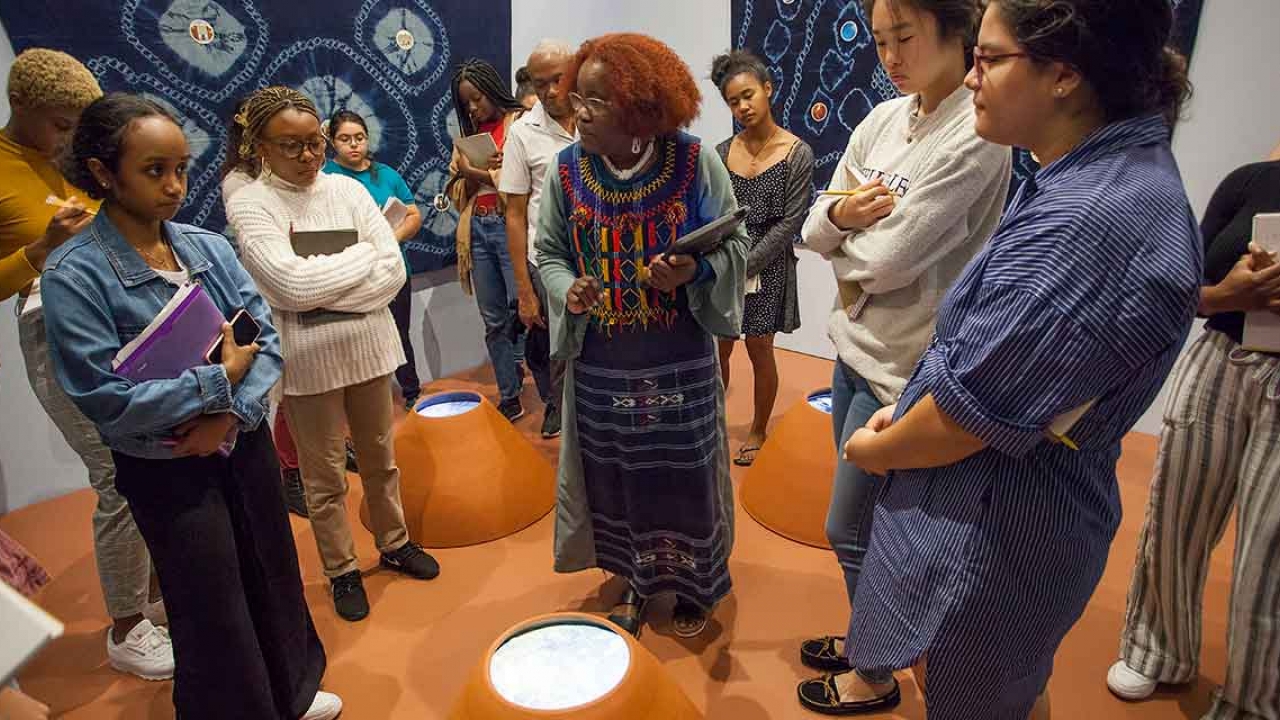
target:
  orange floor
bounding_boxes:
[1,349,1235,719]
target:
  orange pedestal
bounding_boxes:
[449,612,703,719]
[740,389,837,549]
[360,391,555,548]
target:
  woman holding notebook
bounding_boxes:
[822,0,1201,716]
[225,87,440,624]
[323,108,424,410]
[447,59,528,423]
[1105,153,1280,718]
[40,93,339,720]
[795,0,1010,704]
[537,33,747,640]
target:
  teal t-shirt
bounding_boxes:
[323,159,416,270]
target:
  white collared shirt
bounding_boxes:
[498,100,576,266]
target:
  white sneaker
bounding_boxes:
[1107,660,1158,700]
[106,619,175,681]
[300,691,342,720]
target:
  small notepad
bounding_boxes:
[1242,214,1280,352]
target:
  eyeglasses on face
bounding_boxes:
[971,49,1030,86]
[568,92,613,117]
[263,136,328,159]
[333,132,367,147]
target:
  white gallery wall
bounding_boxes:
[3,0,1279,510]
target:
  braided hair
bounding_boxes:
[326,108,379,182]
[450,59,524,136]
[225,86,320,178]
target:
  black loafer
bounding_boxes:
[801,635,853,672]
[797,672,900,716]
[606,585,647,638]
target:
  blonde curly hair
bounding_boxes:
[7,48,102,110]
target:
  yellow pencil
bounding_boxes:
[820,189,902,198]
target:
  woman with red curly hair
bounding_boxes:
[536,33,748,639]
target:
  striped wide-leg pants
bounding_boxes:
[1119,330,1280,720]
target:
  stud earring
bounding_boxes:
[1054,87,1065,97]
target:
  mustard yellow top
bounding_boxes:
[0,131,101,301]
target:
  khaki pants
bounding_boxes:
[284,375,408,578]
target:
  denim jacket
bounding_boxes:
[40,213,282,459]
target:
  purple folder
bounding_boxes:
[112,283,226,383]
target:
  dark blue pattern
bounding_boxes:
[731,0,1205,197]
[0,0,512,274]
[847,115,1202,718]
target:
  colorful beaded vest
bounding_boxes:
[557,132,702,331]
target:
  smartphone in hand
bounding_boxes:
[205,309,262,365]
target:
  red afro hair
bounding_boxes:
[565,33,702,138]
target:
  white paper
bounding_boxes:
[382,197,409,229]
[19,278,42,316]
[0,579,64,686]
[112,283,199,370]
[454,132,498,168]
[1242,214,1280,352]
[1047,398,1096,438]
[1252,213,1280,254]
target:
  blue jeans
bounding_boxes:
[470,213,522,403]
[827,360,892,681]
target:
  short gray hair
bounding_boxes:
[529,39,575,62]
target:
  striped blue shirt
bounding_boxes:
[847,114,1202,718]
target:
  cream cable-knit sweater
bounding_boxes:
[227,172,406,397]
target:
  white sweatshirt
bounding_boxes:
[227,172,406,397]
[801,85,1011,404]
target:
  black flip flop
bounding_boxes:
[733,445,762,467]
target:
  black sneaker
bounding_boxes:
[498,398,525,423]
[345,438,359,474]
[380,541,440,580]
[281,467,309,518]
[540,404,561,439]
[330,571,369,622]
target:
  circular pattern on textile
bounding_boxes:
[297,76,385,154]
[374,9,436,76]
[124,0,269,100]
[355,0,451,95]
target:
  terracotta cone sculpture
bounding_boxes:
[359,391,555,548]
[449,612,703,719]
[740,389,837,549]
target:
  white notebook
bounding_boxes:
[454,132,498,168]
[0,580,64,686]
[382,197,409,229]
[1242,213,1280,352]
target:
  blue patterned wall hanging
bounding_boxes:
[731,0,1205,193]
[1,0,513,274]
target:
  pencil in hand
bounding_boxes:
[44,195,97,216]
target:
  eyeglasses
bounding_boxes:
[568,92,613,117]
[264,136,327,159]
[972,49,1030,87]
[333,133,367,147]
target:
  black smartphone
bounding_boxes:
[205,309,262,364]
